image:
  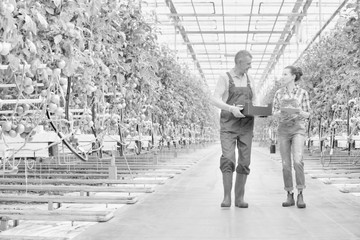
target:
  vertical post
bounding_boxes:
[307,118,311,152]
[174,25,177,50]
[0,218,8,231]
[318,0,322,40]
[65,76,72,120]
[118,110,124,157]
[319,117,323,154]
[152,148,158,165]
[347,106,351,156]
[151,113,155,147]
[13,220,19,227]
[296,20,300,57]
[330,127,335,155]
[48,201,54,210]
[108,151,117,179]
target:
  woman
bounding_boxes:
[272,66,311,208]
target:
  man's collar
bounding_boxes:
[230,68,246,78]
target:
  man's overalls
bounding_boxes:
[220,72,254,174]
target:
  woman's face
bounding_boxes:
[280,68,295,86]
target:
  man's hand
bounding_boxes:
[229,105,245,118]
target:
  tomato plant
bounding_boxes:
[0,0,218,156]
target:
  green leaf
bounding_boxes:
[23,15,38,35]
[45,7,55,15]
[36,11,48,29]
[7,54,20,70]
[62,58,77,77]
[53,0,62,8]
[346,3,356,8]
[54,35,63,45]
[89,0,102,16]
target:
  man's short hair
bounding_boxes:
[234,50,252,64]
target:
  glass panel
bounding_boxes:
[141,0,347,97]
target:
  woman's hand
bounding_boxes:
[298,110,310,119]
[279,112,298,122]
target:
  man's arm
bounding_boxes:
[210,74,245,118]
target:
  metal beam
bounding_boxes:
[183,42,290,45]
[189,0,213,80]
[158,19,338,25]
[146,1,340,7]
[184,30,290,34]
[294,0,350,64]
[176,51,277,56]
[164,0,205,80]
[246,0,255,51]
[223,53,274,56]
[254,0,286,75]
[221,0,228,69]
[260,0,311,83]
[196,60,269,62]
[202,68,267,70]
[158,13,306,17]
[182,53,274,57]
[182,60,270,64]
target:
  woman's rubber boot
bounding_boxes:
[221,172,233,207]
[234,173,248,208]
[297,192,306,208]
[282,192,295,207]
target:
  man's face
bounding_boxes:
[235,56,252,74]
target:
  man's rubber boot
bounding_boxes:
[297,192,306,208]
[282,192,295,207]
[221,172,233,207]
[234,173,248,208]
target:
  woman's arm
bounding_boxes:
[272,90,281,117]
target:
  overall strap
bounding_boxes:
[245,73,253,102]
[226,72,234,86]
[245,73,251,87]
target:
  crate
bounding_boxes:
[242,102,272,117]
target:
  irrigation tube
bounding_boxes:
[46,110,88,162]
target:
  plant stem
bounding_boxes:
[65,77,71,120]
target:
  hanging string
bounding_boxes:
[25,158,28,195]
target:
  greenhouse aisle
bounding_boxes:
[74,143,360,240]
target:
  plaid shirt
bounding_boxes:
[273,85,311,117]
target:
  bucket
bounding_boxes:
[270,144,276,154]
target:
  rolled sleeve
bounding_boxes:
[301,90,311,114]
[272,91,281,114]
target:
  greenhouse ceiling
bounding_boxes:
[142,0,349,92]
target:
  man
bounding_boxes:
[210,50,257,208]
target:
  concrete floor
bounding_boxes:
[74,144,360,240]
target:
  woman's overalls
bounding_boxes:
[219,72,254,174]
[277,93,306,191]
